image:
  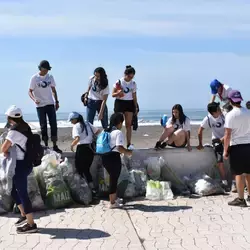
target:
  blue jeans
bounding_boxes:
[11,160,33,214]
[36,104,57,143]
[86,99,108,129]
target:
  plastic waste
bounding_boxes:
[184,174,225,196]
[146,180,174,200]
[144,157,164,180]
[0,195,13,213]
[117,158,129,198]
[59,158,92,205]
[97,166,110,196]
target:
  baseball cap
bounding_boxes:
[5,105,23,118]
[68,112,80,121]
[38,60,51,70]
[210,79,221,94]
[228,90,243,102]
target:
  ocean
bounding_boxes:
[0,109,207,129]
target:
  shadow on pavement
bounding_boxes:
[125,204,192,212]
[38,228,110,240]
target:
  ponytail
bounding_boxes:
[77,114,88,136]
[105,113,124,132]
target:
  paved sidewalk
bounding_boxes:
[0,193,250,250]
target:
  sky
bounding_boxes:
[0,0,250,114]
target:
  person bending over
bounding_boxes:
[155,104,192,151]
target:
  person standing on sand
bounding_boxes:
[155,104,192,151]
[197,102,228,188]
[210,79,233,113]
[1,106,37,234]
[223,90,250,207]
[83,67,109,129]
[101,113,132,208]
[112,65,138,150]
[28,60,62,153]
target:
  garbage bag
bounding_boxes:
[184,174,225,196]
[124,172,137,198]
[132,170,147,196]
[144,157,164,180]
[43,164,73,209]
[146,180,174,200]
[0,200,7,214]
[117,158,129,198]
[27,171,45,211]
[0,195,13,213]
[59,158,92,205]
[97,166,110,196]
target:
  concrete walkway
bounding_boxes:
[0,193,250,250]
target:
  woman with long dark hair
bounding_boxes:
[112,65,138,149]
[155,104,192,151]
[69,112,100,193]
[1,106,37,234]
[101,113,132,208]
[84,67,109,129]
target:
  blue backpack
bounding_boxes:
[96,131,116,154]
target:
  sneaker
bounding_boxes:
[247,196,250,202]
[110,199,124,209]
[15,216,27,227]
[116,198,124,205]
[16,223,38,234]
[228,198,247,207]
[53,145,62,154]
[160,142,167,149]
[231,182,237,193]
[221,180,229,192]
[127,144,135,150]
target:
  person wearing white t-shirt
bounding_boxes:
[155,104,192,151]
[1,106,37,234]
[28,60,62,153]
[223,90,250,207]
[210,79,233,113]
[84,67,109,129]
[68,112,100,193]
[197,102,227,187]
[112,65,138,149]
[101,113,132,209]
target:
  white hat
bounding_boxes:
[5,105,23,118]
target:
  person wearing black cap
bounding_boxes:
[224,90,250,207]
[28,60,62,153]
[197,102,228,188]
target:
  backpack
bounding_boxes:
[12,125,44,167]
[96,131,116,154]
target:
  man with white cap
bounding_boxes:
[224,90,250,207]
[28,60,62,153]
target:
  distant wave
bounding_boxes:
[0,119,202,130]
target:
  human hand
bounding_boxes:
[3,152,8,157]
[223,151,229,160]
[126,150,133,157]
[55,102,59,111]
[35,99,40,104]
[196,144,204,150]
[70,145,74,152]
[98,112,103,121]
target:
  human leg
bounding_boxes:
[168,129,186,147]
[124,112,133,147]
[86,99,97,125]
[36,107,48,146]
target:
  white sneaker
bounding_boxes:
[110,199,124,209]
[128,144,135,150]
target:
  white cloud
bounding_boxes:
[0,0,250,38]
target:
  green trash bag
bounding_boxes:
[45,179,73,209]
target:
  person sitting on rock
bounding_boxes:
[155,104,192,151]
[197,102,228,188]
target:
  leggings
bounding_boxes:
[102,152,122,194]
[75,144,94,183]
[11,160,33,214]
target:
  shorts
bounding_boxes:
[212,139,223,163]
[229,143,250,175]
[169,141,187,148]
[114,99,135,113]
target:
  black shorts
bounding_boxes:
[212,139,223,163]
[229,144,250,175]
[169,141,187,148]
[114,99,135,113]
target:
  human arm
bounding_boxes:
[132,92,138,115]
[28,77,40,104]
[185,118,191,151]
[197,127,204,150]
[71,137,80,152]
[114,131,132,156]
[98,86,109,120]
[210,95,216,103]
[1,139,12,157]
[223,128,231,159]
[51,86,59,111]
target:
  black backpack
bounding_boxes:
[12,124,44,167]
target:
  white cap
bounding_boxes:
[5,105,23,118]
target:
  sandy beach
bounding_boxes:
[46,124,212,151]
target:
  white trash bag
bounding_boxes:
[184,174,225,196]
[146,180,174,200]
[144,157,164,180]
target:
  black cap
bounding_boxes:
[38,60,51,70]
